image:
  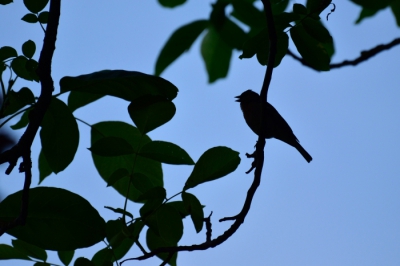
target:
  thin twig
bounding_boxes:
[287,37,400,70]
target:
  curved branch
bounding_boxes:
[287,37,400,70]
[0,0,61,235]
[121,1,278,264]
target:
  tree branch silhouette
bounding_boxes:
[287,37,400,70]
[0,0,61,236]
[121,0,277,263]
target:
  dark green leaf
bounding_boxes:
[0,187,106,251]
[34,262,50,266]
[106,168,129,187]
[350,0,392,10]
[155,20,208,76]
[0,0,13,5]
[182,192,204,233]
[22,40,35,59]
[10,109,31,130]
[67,91,104,112]
[290,23,331,71]
[25,59,39,82]
[146,228,177,266]
[0,46,17,61]
[104,206,133,219]
[139,140,194,165]
[0,244,31,260]
[91,121,163,202]
[302,18,334,57]
[184,146,240,190]
[215,18,247,50]
[40,97,79,173]
[23,0,49,13]
[131,173,161,202]
[158,0,186,8]
[355,7,378,24]
[128,95,176,134]
[89,136,134,157]
[38,149,52,184]
[12,239,47,261]
[74,257,95,266]
[167,201,189,218]
[105,220,135,260]
[38,11,49,24]
[154,205,183,245]
[91,249,112,266]
[231,1,264,29]
[306,0,332,15]
[272,0,290,14]
[1,87,35,117]
[11,56,32,81]
[58,250,74,266]
[60,70,178,101]
[201,28,232,83]
[21,13,38,23]
[137,186,166,202]
[391,1,400,27]
[293,3,308,15]
[139,187,166,223]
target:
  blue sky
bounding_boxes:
[1,1,400,265]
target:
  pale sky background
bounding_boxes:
[1,1,400,266]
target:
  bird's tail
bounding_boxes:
[294,142,312,163]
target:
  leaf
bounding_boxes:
[350,0,392,10]
[155,20,208,76]
[201,27,232,83]
[231,1,264,30]
[0,187,106,251]
[272,0,290,14]
[58,250,74,266]
[67,91,104,112]
[40,97,79,173]
[167,201,189,218]
[306,0,332,15]
[23,0,49,13]
[0,244,31,260]
[184,146,240,190]
[22,40,36,59]
[391,1,400,27]
[105,220,134,260]
[25,59,39,82]
[38,11,49,24]
[0,46,17,61]
[91,249,112,266]
[355,7,378,24]
[21,13,38,23]
[91,121,163,202]
[128,95,176,134]
[104,206,133,219]
[12,239,47,261]
[89,136,134,157]
[11,56,32,81]
[215,18,247,50]
[38,149,52,184]
[0,0,13,5]
[293,3,308,15]
[182,192,204,233]
[290,23,331,71]
[106,168,129,187]
[10,109,31,130]
[146,228,177,266]
[74,257,95,266]
[158,0,186,8]
[1,87,35,117]
[60,70,178,101]
[139,140,194,165]
[240,27,288,67]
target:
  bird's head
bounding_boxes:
[235,90,260,103]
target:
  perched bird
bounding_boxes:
[235,90,312,163]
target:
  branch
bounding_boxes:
[0,0,61,235]
[287,37,400,70]
[120,1,278,264]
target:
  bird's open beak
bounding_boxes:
[235,95,241,102]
